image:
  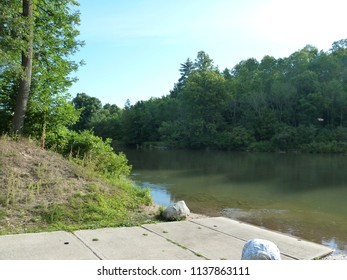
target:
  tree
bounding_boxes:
[178,58,195,85]
[330,39,347,92]
[72,93,102,131]
[231,58,261,101]
[177,69,227,148]
[0,0,23,75]
[12,0,33,134]
[194,51,214,72]
[87,103,122,140]
[1,0,83,135]
[25,92,80,148]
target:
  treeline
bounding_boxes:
[72,40,347,153]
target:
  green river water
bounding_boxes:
[124,149,347,253]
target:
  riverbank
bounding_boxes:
[321,253,347,260]
[0,138,152,235]
[1,138,343,259]
[150,203,345,260]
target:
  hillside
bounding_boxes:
[0,137,154,235]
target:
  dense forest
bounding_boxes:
[70,40,347,153]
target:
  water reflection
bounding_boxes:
[126,149,347,253]
[134,181,173,206]
[322,238,347,254]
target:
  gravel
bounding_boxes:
[320,252,347,260]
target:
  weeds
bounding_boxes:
[0,207,6,220]
[35,162,47,180]
[27,182,42,198]
[0,138,153,235]
[158,205,165,216]
[43,203,65,223]
[4,171,23,206]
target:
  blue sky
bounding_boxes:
[69,0,347,107]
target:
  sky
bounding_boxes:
[69,0,347,108]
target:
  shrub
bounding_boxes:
[249,140,274,152]
[45,126,72,155]
[300,141,347,153]
[296,125,317,145]
[335,126,347,142]
[217,127,254,150]
[46,129,131,179]
[67,130,131,178]
[271,125,297,151]
[230,126,254,149]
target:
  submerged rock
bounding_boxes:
[162,201,190,221]
[241,239,281,260]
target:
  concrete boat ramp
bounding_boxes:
[0,217,333,260]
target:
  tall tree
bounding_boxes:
[1,0,83,135]
[178,58,195,84]
[12,0,33,134]
[72,93,102,131]
[194,51,214,72]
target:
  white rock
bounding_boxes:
[241,239,281,260]
[162,201,190,221]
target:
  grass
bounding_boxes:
[165,238,208,260]
[0,136,156,235]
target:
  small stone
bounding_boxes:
[162,201,190,221]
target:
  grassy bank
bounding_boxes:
[0,136,154,235]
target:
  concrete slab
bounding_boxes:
[0,231,98,260]
[74,226,204,260]
[143,221,249,260]
[192,217,333,260]
[0,217,332,260]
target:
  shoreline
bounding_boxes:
[320,252,347,260]
[146,203,347,260]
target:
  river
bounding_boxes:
[123,148,347,254]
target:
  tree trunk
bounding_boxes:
[12,0,33,135]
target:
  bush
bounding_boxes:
[249,140,274,152]
[296,125,317,145]
[46,129,131,179]
[271,125,297,151]
[230,126,255,149]
[334,126,347,142]
[315,128,335,143]
[300,141,347,153]
[67,130,131,178]
[217,126,254,150]
[45,126,72,155]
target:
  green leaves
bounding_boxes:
[1,0,83,138]
[67,130,131,179]
[0,0,26,74]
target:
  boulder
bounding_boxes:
[162,201,190,221]
[241,239,281,260]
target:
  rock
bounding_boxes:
[162,201,190,221]
[241,239,281,260]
